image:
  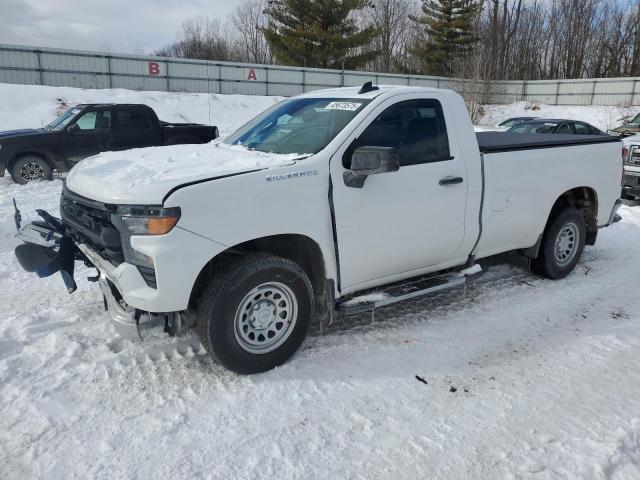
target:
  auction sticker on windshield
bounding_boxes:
[324,101,363,111]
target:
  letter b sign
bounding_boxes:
[148,62,161,75]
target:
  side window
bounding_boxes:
[73,110,111,131]
[556,123,574,134]
[345,99,450,167]
[114,109,150,131]
[574,122,590,135]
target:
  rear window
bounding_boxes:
[115,109,150,131]
[509,122,557,134]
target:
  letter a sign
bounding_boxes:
[247,68,257,81]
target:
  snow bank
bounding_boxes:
[0,82,283,134]
[481,101,640,132]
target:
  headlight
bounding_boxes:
[114,206,180,235]
[111,206,181,268]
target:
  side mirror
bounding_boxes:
[344,146,400,188]
[67,123,80,133]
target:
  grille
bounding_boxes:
[623,174,640,187]
[629,146,640,166]
[60,187,124,264]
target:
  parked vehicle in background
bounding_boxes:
[14,84,623,374]
[622,134,640,200]
[495,116,538,131]
[473,117,537,133]
[610,112,640,136]
[473,125,502,133]
[0,104,219,184]
[507,119,603,135]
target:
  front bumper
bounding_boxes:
[77,226,224,313]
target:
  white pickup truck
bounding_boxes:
[15,84,623,374]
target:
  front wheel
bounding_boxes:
[11,156,52,184]
[197,254,314,374]
[531,208,586,279]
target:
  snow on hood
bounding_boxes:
[65,141,300,204]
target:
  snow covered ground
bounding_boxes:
[1,83,640,479]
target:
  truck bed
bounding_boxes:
[473,133,622,261]
[476,132,620,153]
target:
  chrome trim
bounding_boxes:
[99,275,143,342]
[15,223,62,247]
[77,243,119,284]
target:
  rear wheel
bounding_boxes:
[197,254,314,374]
[531,208,586,279]
[11,156,52,184]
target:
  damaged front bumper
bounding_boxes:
[14,219,177,342]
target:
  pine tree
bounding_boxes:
[263,0,380,69]
[411,0,481,76]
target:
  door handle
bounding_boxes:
[439,176,464,186]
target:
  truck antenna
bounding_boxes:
[358,81,379,94]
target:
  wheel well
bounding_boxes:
[550,187,598,244]
[524,186,598,258]
[8,151,52,171]
[189,234,326,308]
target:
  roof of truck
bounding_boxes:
[297,84,445,99]
[74,103,149,108]
[477,132,620,153]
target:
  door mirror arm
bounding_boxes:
[344,146,400,188]
[67,123,80,133]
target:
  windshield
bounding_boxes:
[508,122,557,134]
[47,107,83,131]
[630,113,640,124]
[225,97,370,155]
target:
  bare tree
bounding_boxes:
[156,0,640,82]
[362,0,416,72]
[231,0,272,64]
[155,17,242,62]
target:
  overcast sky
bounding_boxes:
[0,0,239,54]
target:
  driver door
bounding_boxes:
[330,93,468,291]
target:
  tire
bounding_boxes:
[197,253,314,374]
[531,208,586,279]
[11,156,52,184]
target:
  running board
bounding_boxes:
[337,265,482,316]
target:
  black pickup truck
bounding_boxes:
[0,104,219,184]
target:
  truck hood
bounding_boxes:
[65,141,301,204]
[0,128,47,140]
[612,123,640,134]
